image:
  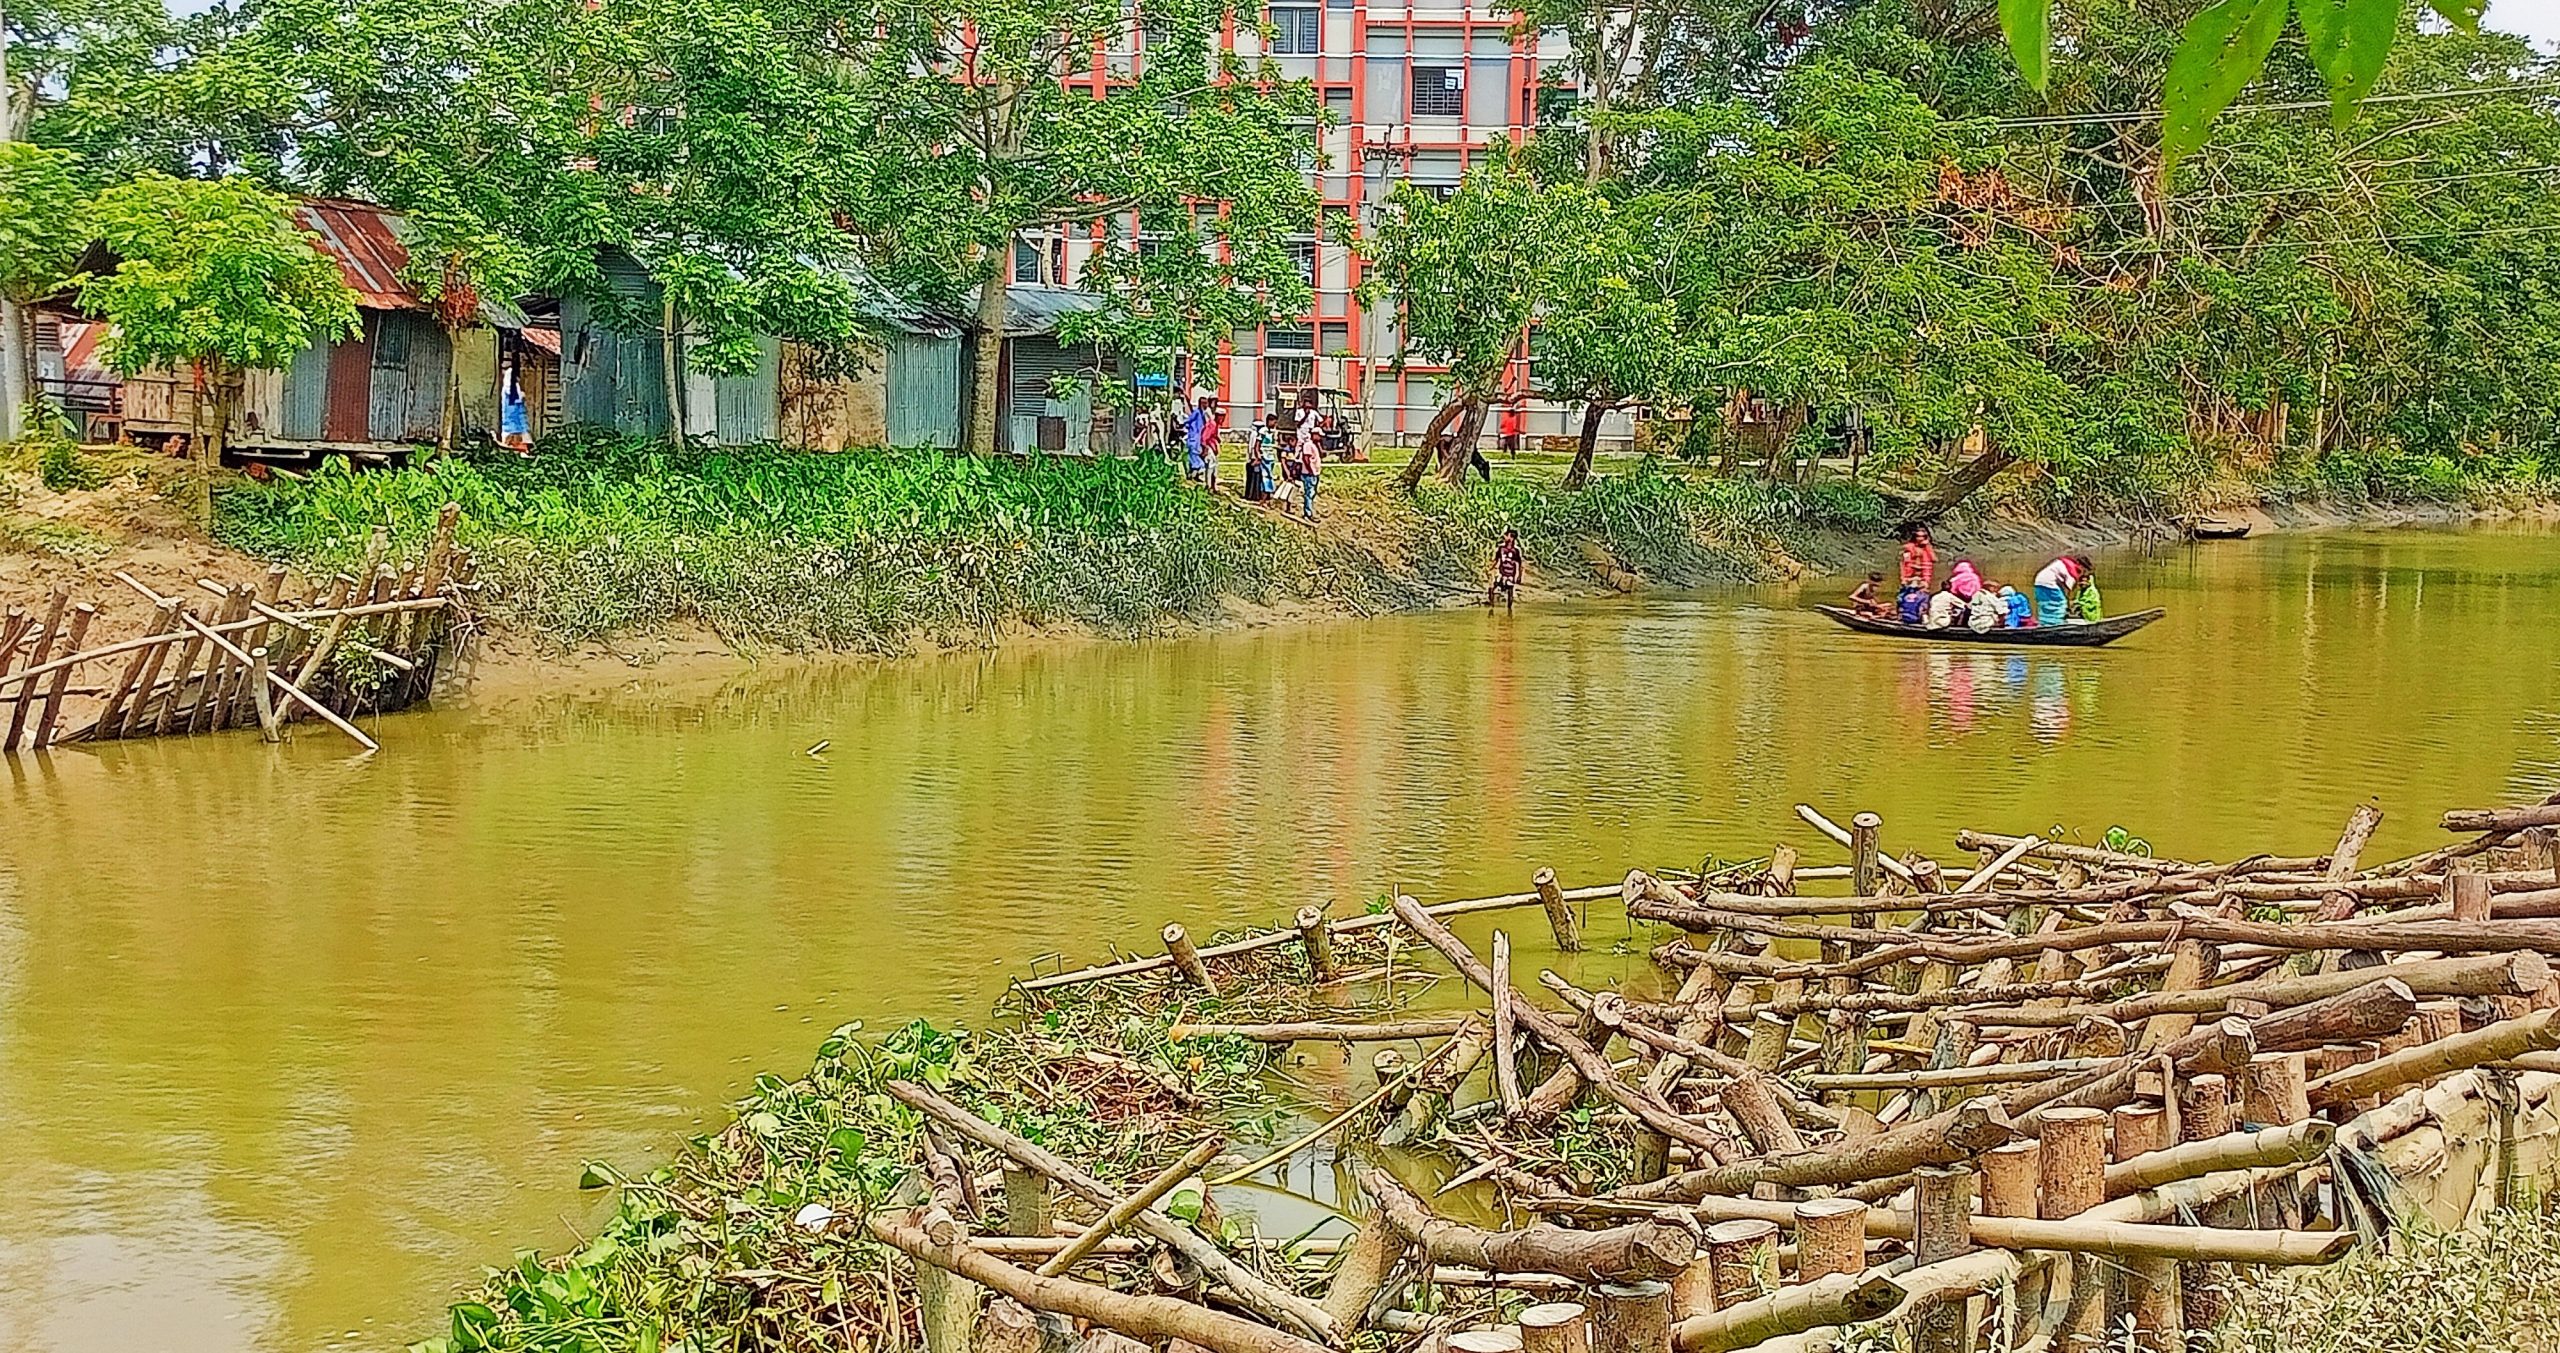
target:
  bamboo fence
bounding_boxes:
[0,505,472,754]
[864,794,2560,1353]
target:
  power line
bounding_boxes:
[1963,79,2560,131]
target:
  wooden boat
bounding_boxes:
[2193,518,2253,540]
[1814,605,2164,647]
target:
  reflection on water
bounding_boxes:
[1,526,2557,1352]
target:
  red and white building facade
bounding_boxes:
[1026,3,1631,448]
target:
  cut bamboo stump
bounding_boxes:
[1980,1139,2039,1218]
[1910,1166,1977,1353]
[2038,1107,2108,1353]
[1162,924,1218,994]
[1792,1198,1869,1281]
[1295,906,1337,984]
[1537,867,1583,952]
[1591,1280,1673,1353]
[1520,1302,1592,1353]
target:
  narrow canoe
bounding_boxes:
[1813,605,2165,647]
[2193,520,2253,540]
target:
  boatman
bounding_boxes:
[2034,554,2093,625]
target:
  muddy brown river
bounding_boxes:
[1,524,2555,1351]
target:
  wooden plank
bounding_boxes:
[29,605,96,748]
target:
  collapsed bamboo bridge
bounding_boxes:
[855,795,2560,1353]
[0,506,471,754]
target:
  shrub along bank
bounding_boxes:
[211,434,1889,655]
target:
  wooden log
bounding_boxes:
[183,608,380,752]
[1792,1198,1868,1281]
[1849,813,1884,898]
[191,587,246,733]
[1295,906,1338,984]
[2247,978,2417,1051]
[1521,1302,1591,1353]
[117,607,185,739]
[1492,930,1524,1115]
[1605,1097,2014,1204]
[1980,1140,2039,1218]
[1039,1136,1226,1276]
[1363,1168,1697,1283]
[1004,1167,1052,1239]
[1956,953,2547,1029]
[1809,915,2560,983]
[2443,805,2560,833]
[29,604,94,748]
[1669,1272,1902,1353]
[1801,805,1918,886]
[884,1080,1336,1343]
[1591,1279,1673,1353]
[1391,896,1725,1155]
[1718,1072,1804,1156]
[1384,1018,1492,1145]
[1703,1218,1777,1310]
[1448,1331,1524,1353]
[1538,867,1584,952]
[1800,1057,2108,1092]
[1175,1017,1471,1042]
[1162,924,1218,993]
[2313,804,2385,922]
[93,599,180,737]
[2449,868,2495,923]
[1910,1165,1976,1353]
[248,648,281,741]
[1321,1208,1402,1334]
[2038,1106,2107,1353]
[869,1209,1331,1353]
[2308,1007,2560,1106]
[1680,1195,2356,1265]
[151,605,210,736]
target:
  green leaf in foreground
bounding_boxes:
[2297,0,2401,127]
[2001,0,2055,92]
[2162,0,2296,170]
[2425,0,2485,29]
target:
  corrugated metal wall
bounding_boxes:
[561,257,672,436]
[887,334,962,448]
[368,310,452,443]
[1005,336,1094,455]
[712,335,781,445]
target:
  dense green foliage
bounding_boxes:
[213,436,1885,650]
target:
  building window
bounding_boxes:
[1412,65,1464,119]
[1325,87,1354,118]
[1285,238,1316,283]
[1267,354,1315,388]
[1319,321,1351,355]
[1267,324,1313,352]
[1270,6,1319,54]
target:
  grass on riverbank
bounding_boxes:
[212,434,1887,654]
[2210,1205,2560,1353]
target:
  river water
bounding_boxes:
[1,525,2556,1351]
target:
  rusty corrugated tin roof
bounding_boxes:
[294,198,421,311]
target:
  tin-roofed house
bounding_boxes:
[57,198,527,463]
[994,284,1133,456]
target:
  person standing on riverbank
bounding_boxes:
[1292,397,1323,521]
[1184,396,1220,490]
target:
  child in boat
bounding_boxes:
[1925,586,1964,630]
[1849,572,1887,618]
[1897,583,1926,624]
[1966,582,2005,632]
[2000,585,2033,628]
[2073,576,2105,621]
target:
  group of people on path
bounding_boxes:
[1148,392,1327,522]
[1850,525,2102,631]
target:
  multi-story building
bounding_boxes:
[1019,4,1634,452]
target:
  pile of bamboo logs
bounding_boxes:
[869,795,2560,1353]
[0,505,471,754]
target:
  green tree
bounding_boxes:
[0,142,89,440]
[845,0,1320,452]
[1362,156,1609,487]
[79,174,358,493]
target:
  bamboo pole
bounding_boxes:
[152,605,209,736]
[1161,924,1218,993]
[5,587,69,749]
[1038,1136,1226,1276]
[1669,1272,1902,1353]
[1492,929,1524,1115]
[1174,1017,1470,1042]
[1018,883,1619,992]
[177,608,379,752]
[870,1209,1330,1353]
[884,1079,1336,1343]
[2308,1006,2560,1106]
[1362,1168,1698,1283]
[26,603,94,748]
[92,599,179,737]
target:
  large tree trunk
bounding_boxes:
[660,295,685,442]
[1399,398,1469,490]
[0,296,29,443]
[1563,398,1612,490]
[1903,442,2018,526]
[1434,394,1487,486]
[968,260,1010,455]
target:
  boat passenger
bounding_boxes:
[2033,555,2091,625]
[1948,559,1984,602]
[2000,585,2033,629]
[1899,524,1938,593]
[1897,583,1926,625]
[1966,583,2005,633]
[2073,576,2105,622]
[1849,572,1887,618]
[1925,586,1964,630]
